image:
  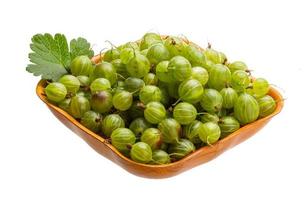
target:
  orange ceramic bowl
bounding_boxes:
[36,54,284,179]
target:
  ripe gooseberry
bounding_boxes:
[90,91,113,113]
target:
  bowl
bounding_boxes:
[36,53,284,179]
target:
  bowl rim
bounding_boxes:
[36,78,284,169]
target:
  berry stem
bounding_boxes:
[105,40,118,49]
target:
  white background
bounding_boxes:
[0,0,304,199]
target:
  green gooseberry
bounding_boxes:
[45,82,67,103]
[59,75,80,94]
[200,89,223,113]
[146,43,170,66]
[198,122,221,145]
[159,87,170,107]
[143,73,158,86]
[91,62,117,85]
[178,79,204,104]
[220,87,238,109]
[120,47,136,64]
[152,150,171,164]
[164,36,187,57]
[76,90,92,99]
[58,98,71,112]
[103,48,120,62]
[218,116,240,138]
[168,56,192,81]
[81,111,102,132]
[128,101,144,119]
[111,59,129,80]
[231,70,250,93]
[252,78,270,98]
[113,90,133,111]
[160,143,168,151]
[200,112,219,123]
[90,78,111,94]
[70,55,94,76]
[139,85,162,104]
[234,93,259,125]
[204,48,226,64]
[228,61,248,73]
[257,95,276,118]
[69,95,90,119]
[183,120,203,144]
[140,49,149,56]
[130,142,152,164]
[119,41,140,51]
[124,77,145,96]
[77,75,90,87]
[168,139,195,160]
[173,102,197,125]
[167,82,180,99]
[144,102,167,124]
[191,66,209,85]
[129,117,152,137]
[140,32,162,50]
[111,128,136,152]
[126,53,150,78]
[101,114,125,137]
[183,44,206,66]
[156,61,175,83]
[208,64,231,91]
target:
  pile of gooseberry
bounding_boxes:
[44,33,277,164]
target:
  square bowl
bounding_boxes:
[36,54,284,179]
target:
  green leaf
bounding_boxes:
[26,33,70,81]
[70,37,94,60]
